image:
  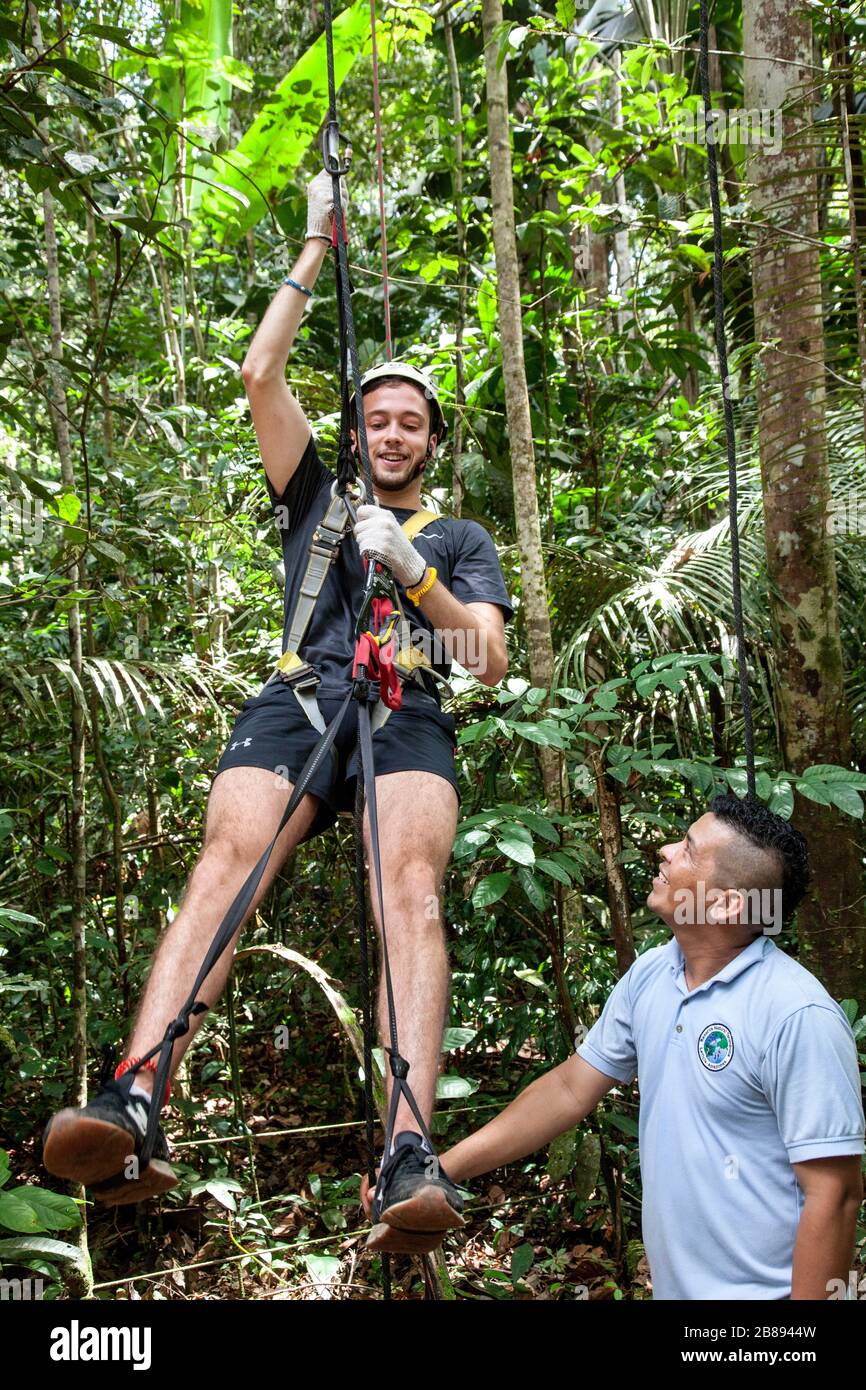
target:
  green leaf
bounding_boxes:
[511,720,571,749]
[458,717,494,745]
[509,809,560,844]
[54,493,82,524]
[198,0,370,240]
[472,872,512,909]
[755,771,774,801]
[674,243,712,272]
[0,1191,42,1233]
[203,1179,244,1211]
[458,828,491,851]
[90,539,127,565]
[607,764,632,785]
[0,1236,91,1287]
[536,858,572,885]
[511,1242,535,1283]
[635,673,660,697]
[514,967,551,994]
[304,1254,341,1288]
[436,1074,479,1100]
[724,768,751,797]
[795,778,832,807]
[495,828,535,866]
[593,688,619,711]
[441,1027,477,1052]
[517,866,547,910]
[800,765,866,789]
[8,1187,81,1232]
[82,22,156,56]
[839,999,859,1025]
[828,784,863,819]
[607,1110,639,1138]
[769,783,794,819]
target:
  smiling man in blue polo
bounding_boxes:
[436,795,865,1300]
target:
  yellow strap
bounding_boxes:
[276,650,304,673]
[394,644,430,671]
[400,508,440,542]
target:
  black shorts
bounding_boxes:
[214,677,461,843]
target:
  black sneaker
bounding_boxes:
[42,1076,177,1206]
[366,1133,465,1255]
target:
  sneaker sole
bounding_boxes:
[91,1160,178,1206]
[43,1110,177,1205]
[366,1185,465,1255]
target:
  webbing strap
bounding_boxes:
[284,490,353,659]
[125,688,355,1172]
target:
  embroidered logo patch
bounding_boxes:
[698,1023,734,1071]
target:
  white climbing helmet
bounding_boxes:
[351,359,447,443]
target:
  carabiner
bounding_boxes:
[321,122,353,177]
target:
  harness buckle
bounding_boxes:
[274,651,321,692]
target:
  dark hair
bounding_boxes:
[709,794,811,927]
[350,376,435,438]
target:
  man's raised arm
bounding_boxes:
[241,170,346,496]
[439,1054,619,1184]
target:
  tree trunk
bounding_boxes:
[481,0,555,726]
[609,49,633,357]
[743,0,866,997]
[443,10,467,518]
[482,0,587,1019]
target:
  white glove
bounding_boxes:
[306,165,350,241]
[354,504,427,588]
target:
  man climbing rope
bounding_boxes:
[41,166,514,1255]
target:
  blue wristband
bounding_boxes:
[282,276,313,298]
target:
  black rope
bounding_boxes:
[698,0,757,798]
[322,0,439,1299]
[117,689,356,1176]
[323,0,374,506]
[354,765,391,1301]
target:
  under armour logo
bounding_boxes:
[230,738,253,751]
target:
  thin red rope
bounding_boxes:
[369,0,393,360]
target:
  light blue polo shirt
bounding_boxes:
[577,934,864,1300]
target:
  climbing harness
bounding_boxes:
[269,504,449,736]
[108,0,452,1300]
[698,0,757,797]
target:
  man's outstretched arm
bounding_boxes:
[241,170,345,495]
[439,1054,619,1183]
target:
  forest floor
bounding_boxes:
[30,1033,651,1302]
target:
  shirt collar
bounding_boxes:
[667,932,771,996]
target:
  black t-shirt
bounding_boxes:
[266,433,514,708]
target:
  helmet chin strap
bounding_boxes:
[413,440,433,480]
